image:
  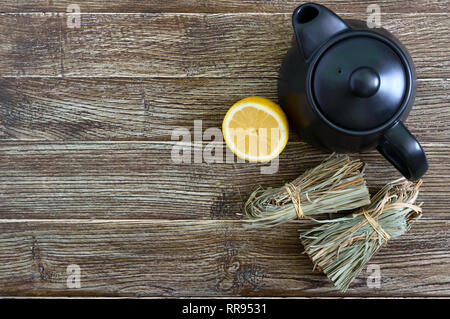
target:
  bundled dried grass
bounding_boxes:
[300,179,422,292]
[244,154,370,228]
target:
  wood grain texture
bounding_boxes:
[0,78,448,141]
[0,141,448,219]
[0,13,448,78]
[1,0,448,13]
[0,219,447,296]
[0,14,62,76]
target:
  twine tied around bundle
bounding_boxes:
[362,211,391,242]
[284,182,306,219]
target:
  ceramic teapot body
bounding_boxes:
[278,3,428,180]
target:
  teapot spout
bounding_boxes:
[293,3,349,60]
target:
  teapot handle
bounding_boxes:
[377,121,428,181]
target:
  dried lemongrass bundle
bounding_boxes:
[244,154,370,228]
[300,179,423,292]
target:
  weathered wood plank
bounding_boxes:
[0,219,447,296]
[0,78,448,142]
[0,14,61,76]
[0,13,448,78]
[0,141,448,219]
[0,0,448,13]
[54,13,450,79]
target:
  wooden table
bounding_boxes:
[0,1,448,297]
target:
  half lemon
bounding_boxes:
[222,96,289,162]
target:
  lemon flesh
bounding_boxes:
[222,96,289,162]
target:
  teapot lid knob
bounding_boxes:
[349,67,380,98]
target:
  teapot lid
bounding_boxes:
[311,33,409,131]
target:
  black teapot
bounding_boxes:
[278,2,428,180]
